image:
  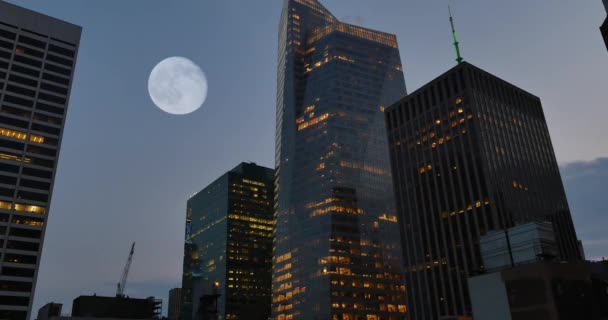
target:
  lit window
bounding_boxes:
[0,128,45,144]
[297,113,330,131]
[0,153,31,163]
[0,201,11,210]
[13,203,46,214]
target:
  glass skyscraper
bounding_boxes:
[385,62,582,320]
[181,163,274,320]
[273,1,407,319]
[0,2,81,319]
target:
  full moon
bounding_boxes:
[148,57,208,115]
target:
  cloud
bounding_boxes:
[561,158,608,260]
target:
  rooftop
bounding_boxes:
[0,1,81,44]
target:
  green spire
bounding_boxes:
[449,5,464,64]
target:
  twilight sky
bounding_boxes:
[5,0,606,316]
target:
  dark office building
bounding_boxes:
[469,262,599,320]
[168,288,182,320]
[71,295,161,319]
[180,163,274,320]
[385,62,581,319]
[469,227,608,320]
[273,1,407,319]
[588,259,608,318]
[602,0,608,51]
[36,302,62,320]
[0,2,81,319]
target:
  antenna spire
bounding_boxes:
[449,4,464,64]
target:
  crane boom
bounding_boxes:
[116,242,135,297]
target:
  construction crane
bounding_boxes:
[116,242,135,298]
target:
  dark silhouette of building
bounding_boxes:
[588,259,608,319]
[272,0,408,318]
[602,0,608,51]
[469,224,608,320]
[36,302,62,320]
[180,163,274,320]
[168,288,182,320]
[0,2,81,319]
[71,295,161,319]
[180,240,201,320]
[469,261,599,320]
[385,62,582,319]
[191,279,221,320]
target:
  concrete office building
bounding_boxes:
[0,2,81,319]
[385,62,581,319]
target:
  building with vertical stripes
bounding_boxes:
[0,2,81,319]
[168,287,182,320]
[385,62,581,320]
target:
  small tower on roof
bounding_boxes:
[449,4,464,64]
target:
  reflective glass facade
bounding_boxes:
[273,1,407,319]
[181,163,274,320]
[0,3,81,319]
[386,62,582,320]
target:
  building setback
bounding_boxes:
[385,62,581,320]
[181,163,274,320]
[273,0,407,319]
[0,2,81,319]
